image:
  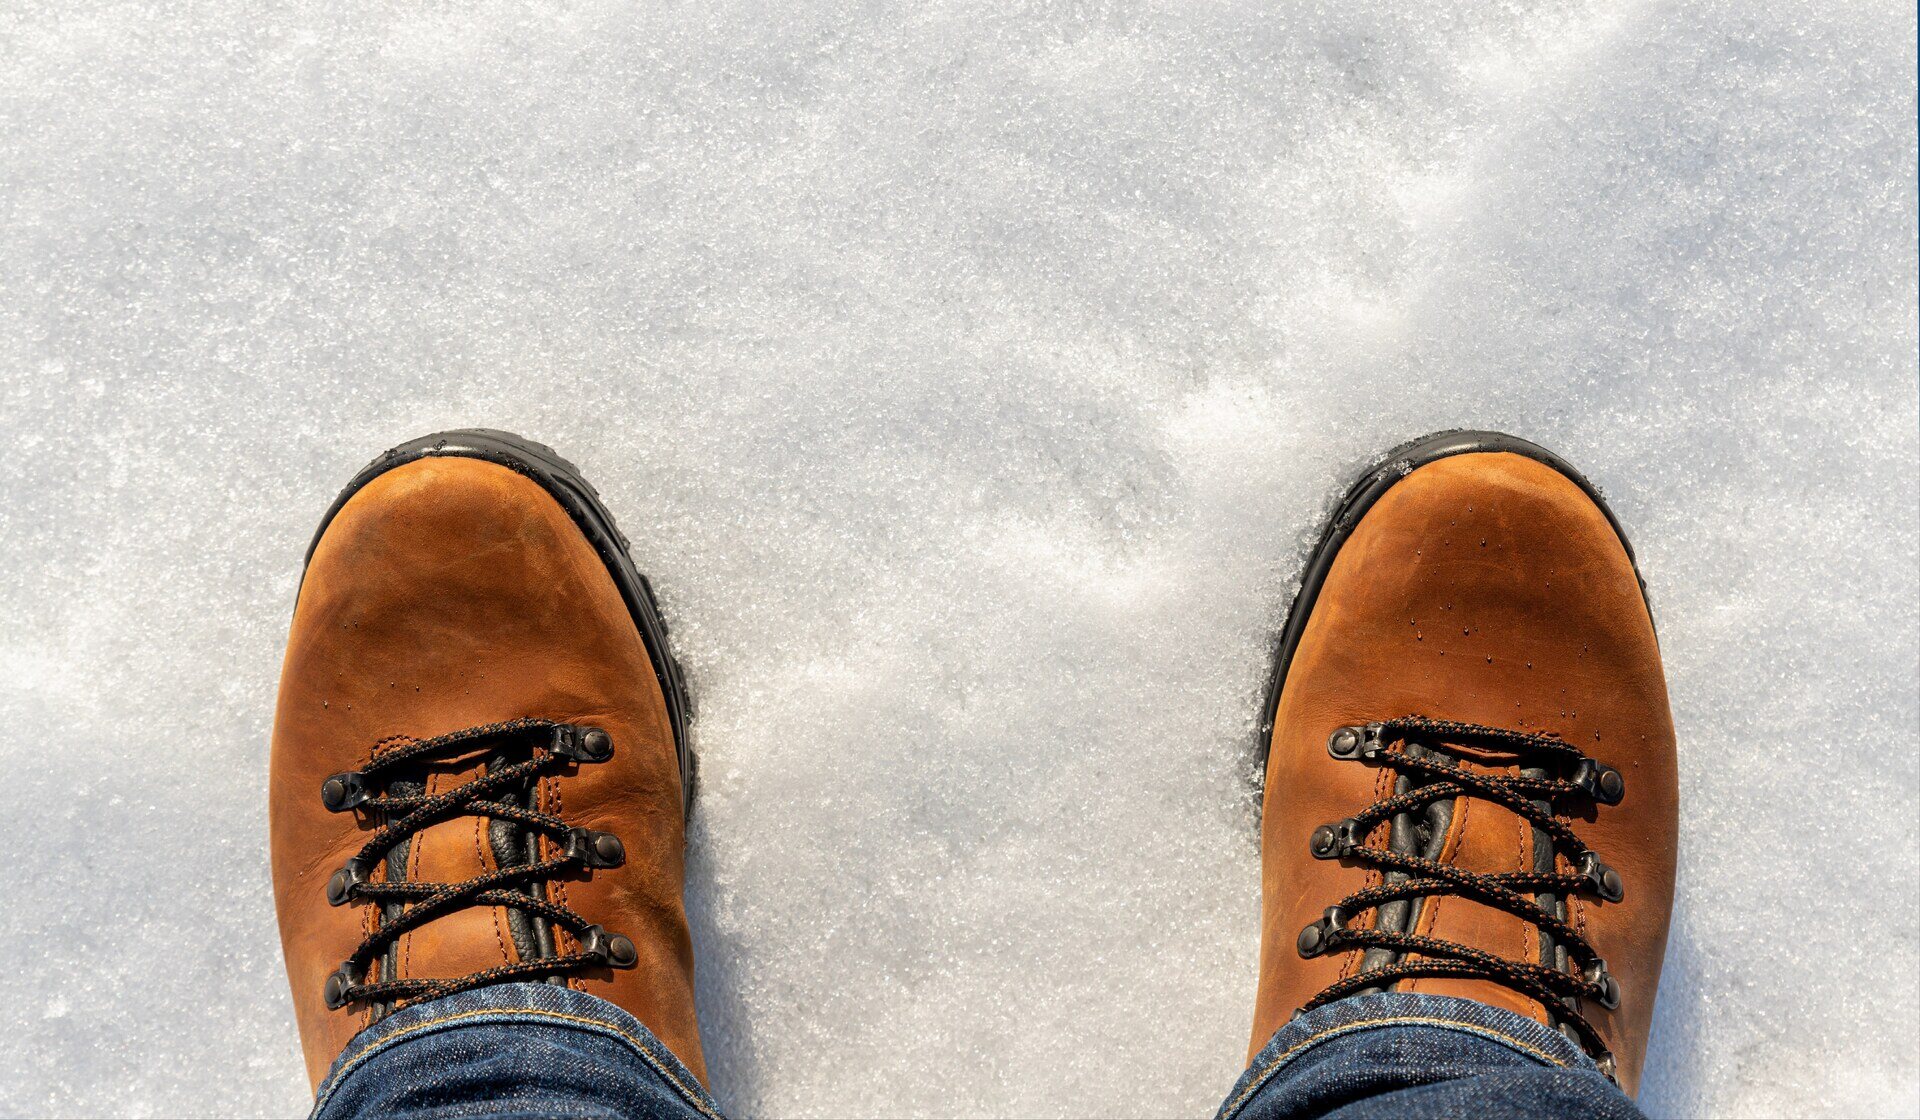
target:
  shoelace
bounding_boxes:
[317,718,638,1011]
[1293,716,1627,1077]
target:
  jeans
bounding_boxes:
[311,984,1644,1120]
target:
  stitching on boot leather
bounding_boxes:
[1515,791,1537,970]
[545,771,582,988]
[397,770,439,983]
[475,807,513,969]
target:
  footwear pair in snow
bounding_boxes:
[270,428,1675,1095]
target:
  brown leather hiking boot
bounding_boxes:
[269,430,705,1090]
[1248,431,1677,1093]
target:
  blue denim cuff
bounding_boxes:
[311,982,721,1120]
[1218,992,1605,1119]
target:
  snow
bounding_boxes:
[1,1,1915,1116]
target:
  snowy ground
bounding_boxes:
[2,2,1915,1117]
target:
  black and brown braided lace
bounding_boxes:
[317,718,637,1012]
[1294,716,1627,1077]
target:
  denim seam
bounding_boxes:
[312,1006,721,1120]
[1220,1014,1575,1119]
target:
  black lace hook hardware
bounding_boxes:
[325,858,369,907]
[1309,818,1364,860]
[1569,758,1625,805]
[1296,906,1349,958]
[563,827,627,869]
[1577,851,1625,903]
[548,724,614,764]
[578,925,639,969]
[320,771,369,813]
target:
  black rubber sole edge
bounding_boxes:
[1253,429,1652,784]
[301,428,697,816]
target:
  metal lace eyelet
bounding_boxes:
[325,860,368,907]
[579,925,638,969]
[1295,906,1348,959]
[323,964,356,1010]
[564,828,626,869]
[1309,825,1338,858]
[1582,959,1621,1009]
[320,771,369,812]
[550,724,615,764]
[1577,851,1624,903]
[1309,818,1362,860]
[1327,726,1363,759]
[1571,759,1625,805]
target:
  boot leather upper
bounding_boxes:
[1250,451,1677,1093]
[270,455,706,1089]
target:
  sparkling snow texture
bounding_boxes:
[1,1,1915,1117]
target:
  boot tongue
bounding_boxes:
[1356,743,1454,978]
[1383,745,1561,1025]
[480,747,559,963]
[379,751,544,994]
